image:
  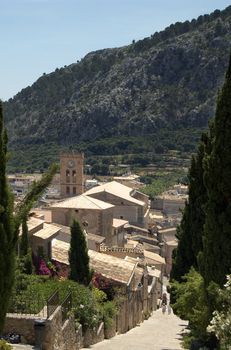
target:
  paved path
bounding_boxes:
[86,309,188,350]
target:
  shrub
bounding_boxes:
[0,340,13,350]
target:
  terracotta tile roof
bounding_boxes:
[52,241,137,285]
[112,218,128,228]
[50,194,114,210]
[143,250,165,265]
[88,250,137,284]
[165,239,178,247]
[87,233,105,244]
[52,240,69,264]
[85,181,145,206]
[33,223,60,240]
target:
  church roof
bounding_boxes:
[84,181,145,206]
[51,194,114,210]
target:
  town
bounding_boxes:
[3,151,187,349]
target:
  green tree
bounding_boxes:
[171,268,210,340]
[208,274,231,349]
[171,133,209,281]
[69,220,91,285]
[201,54,231,287]
[20,217,29,257]
[0,100,57,332]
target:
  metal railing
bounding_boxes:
[8,292,46,318]
[61,292,72,324]
[8,289,73,321]
[47,290,59,318]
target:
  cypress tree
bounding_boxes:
[201,54,231,287]
[20,217,29,257]
[0,101,16,332]
[0,100,57,332]
[171,133,209,281]
[69,219,91,285]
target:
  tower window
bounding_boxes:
[72,170,76,183]
[66,170,70,183]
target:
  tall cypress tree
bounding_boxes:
[0,101,15,332]
[0,100,57,332]
[201,54,231,287]
[20,217,29,257]
[69,219,91,285]
[171,133,209,281]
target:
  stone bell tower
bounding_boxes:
[60,152,84,197]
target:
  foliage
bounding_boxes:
[171,268,210,340]
[140,169,186,199]
[0,101,16,332]
[19,249,33,275]
[92,273,120,301]
[69,220,91,285]
[101,301,117,329]
[208,275,231,349]
[200,54,231,287]
[0,101,57,332]
[0,340,12,350]
[170,53,231,347]
[171,133,209,281]
[19,217,29,256]
[9,273,116,331]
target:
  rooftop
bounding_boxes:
[158,227,176,234]
[143,250,165,265]
[113,218,129,228]
[50,194,114,210]
[85,181,146,206]
[52,241,137,285]
[89,250,137,285]
[165,239,178,247]
[33,223,60,240]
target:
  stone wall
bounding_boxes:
[83,322,104,348]
[51,207,114,246]
[4,314,36,345]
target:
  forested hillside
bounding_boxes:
[3,6,231,170]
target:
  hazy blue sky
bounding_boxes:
[1,0,231,101]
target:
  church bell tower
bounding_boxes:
[60,152,84,197]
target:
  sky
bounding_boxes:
[1,0,231,101]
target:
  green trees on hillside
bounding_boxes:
[0,101,57,332]
[69,220,91,285]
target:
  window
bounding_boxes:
[66,186,70,195]
[66,169,70,183]
[72,170,77,183]
[120,216,124,219]
[73,187,76,195]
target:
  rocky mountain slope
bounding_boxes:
[3,6,231,165]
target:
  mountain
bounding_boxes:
[3,6,231,170]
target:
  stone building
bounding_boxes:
[19,215,60,259]
[50,194,115,246]
[60,152,84,197]
[85,181,150,228]
[164,239,178,276]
